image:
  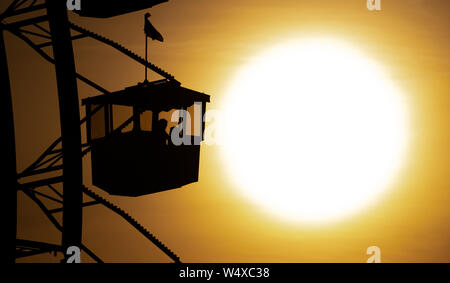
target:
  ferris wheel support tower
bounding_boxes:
[45,0,84,256]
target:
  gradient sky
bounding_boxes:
[4,0,449,262]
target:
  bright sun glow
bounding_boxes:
[221,38,410,224]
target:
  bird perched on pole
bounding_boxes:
[143,12,164,82]
[144,13,164,42]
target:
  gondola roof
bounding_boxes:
[82,80,210,111]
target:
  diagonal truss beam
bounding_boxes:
[21,188,103,263]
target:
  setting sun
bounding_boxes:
[221,38,410,224]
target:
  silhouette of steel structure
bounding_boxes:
[1,0,184,263]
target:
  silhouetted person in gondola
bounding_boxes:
[154,119,169,146]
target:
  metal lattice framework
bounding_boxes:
[2,0,181,263]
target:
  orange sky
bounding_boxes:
[4,0,449,262]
